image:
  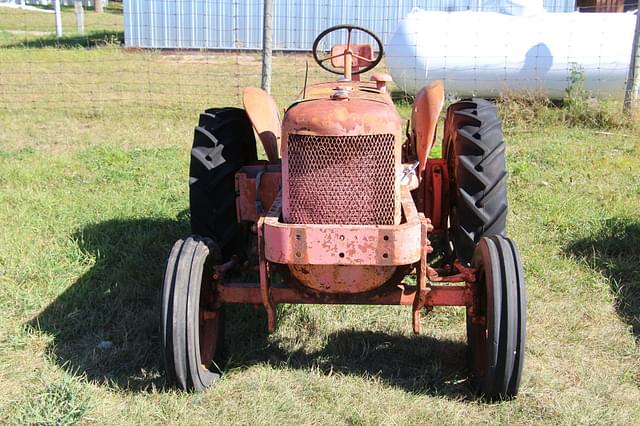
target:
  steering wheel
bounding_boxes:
[312,25,384,75]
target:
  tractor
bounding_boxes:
[161,25,525,399]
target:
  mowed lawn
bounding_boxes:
[1,9,640,426]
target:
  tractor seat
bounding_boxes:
[330,44,373,69]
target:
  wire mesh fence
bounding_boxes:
[0,0,638,115]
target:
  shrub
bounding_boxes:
[562,65,629,130]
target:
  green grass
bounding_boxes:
[1,8,640,426]
[0,5,123,44]
[13,374,93,425]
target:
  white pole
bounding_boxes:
[75,1,85,34]
[624,5,640,116]
[53,0,63,38]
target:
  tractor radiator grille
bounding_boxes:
[286,133,396,225]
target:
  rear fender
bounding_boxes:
[243,87,281,163]
[411,81,444,176]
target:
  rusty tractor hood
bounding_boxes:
[283,81,401,136]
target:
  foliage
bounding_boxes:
[496,90,558,130]
[562,65,630,130]
[496,66,636,131]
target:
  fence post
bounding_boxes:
[624,3,640,116]
[75,1,85,34]
[53,0,63,38]
[95,0,103,14]
[261,0,273,94]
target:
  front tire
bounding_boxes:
[162,236,225,391]
[467,235,526,400]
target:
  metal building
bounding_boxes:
[124,0,577,50]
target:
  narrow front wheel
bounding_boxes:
[161,236,225,391]
[467,235,526,400]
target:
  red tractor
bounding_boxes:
[161,25,525,399]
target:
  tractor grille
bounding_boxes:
[286,133,396,225]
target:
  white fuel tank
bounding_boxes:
[386,8,636,99]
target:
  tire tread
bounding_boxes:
[189,107,257,261]
[444,98,508,263]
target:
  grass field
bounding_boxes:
[1,7,640,426]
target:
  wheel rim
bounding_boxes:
[198,269,221,370]
[467,273,488,377]
[189,242,224,386]
[468,239,494,380]
[468,237,503,396]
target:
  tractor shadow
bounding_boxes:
[29,214,190,391]
[225,305,471,398]
[30,214,470,396]
[565,217,640,339]
[228,324,471,398]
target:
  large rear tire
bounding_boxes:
[444,99,507,264]
[467,235,526,400]
[162,236,225,391]
[189,107,258,261]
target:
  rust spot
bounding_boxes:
[357,242,376,253]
